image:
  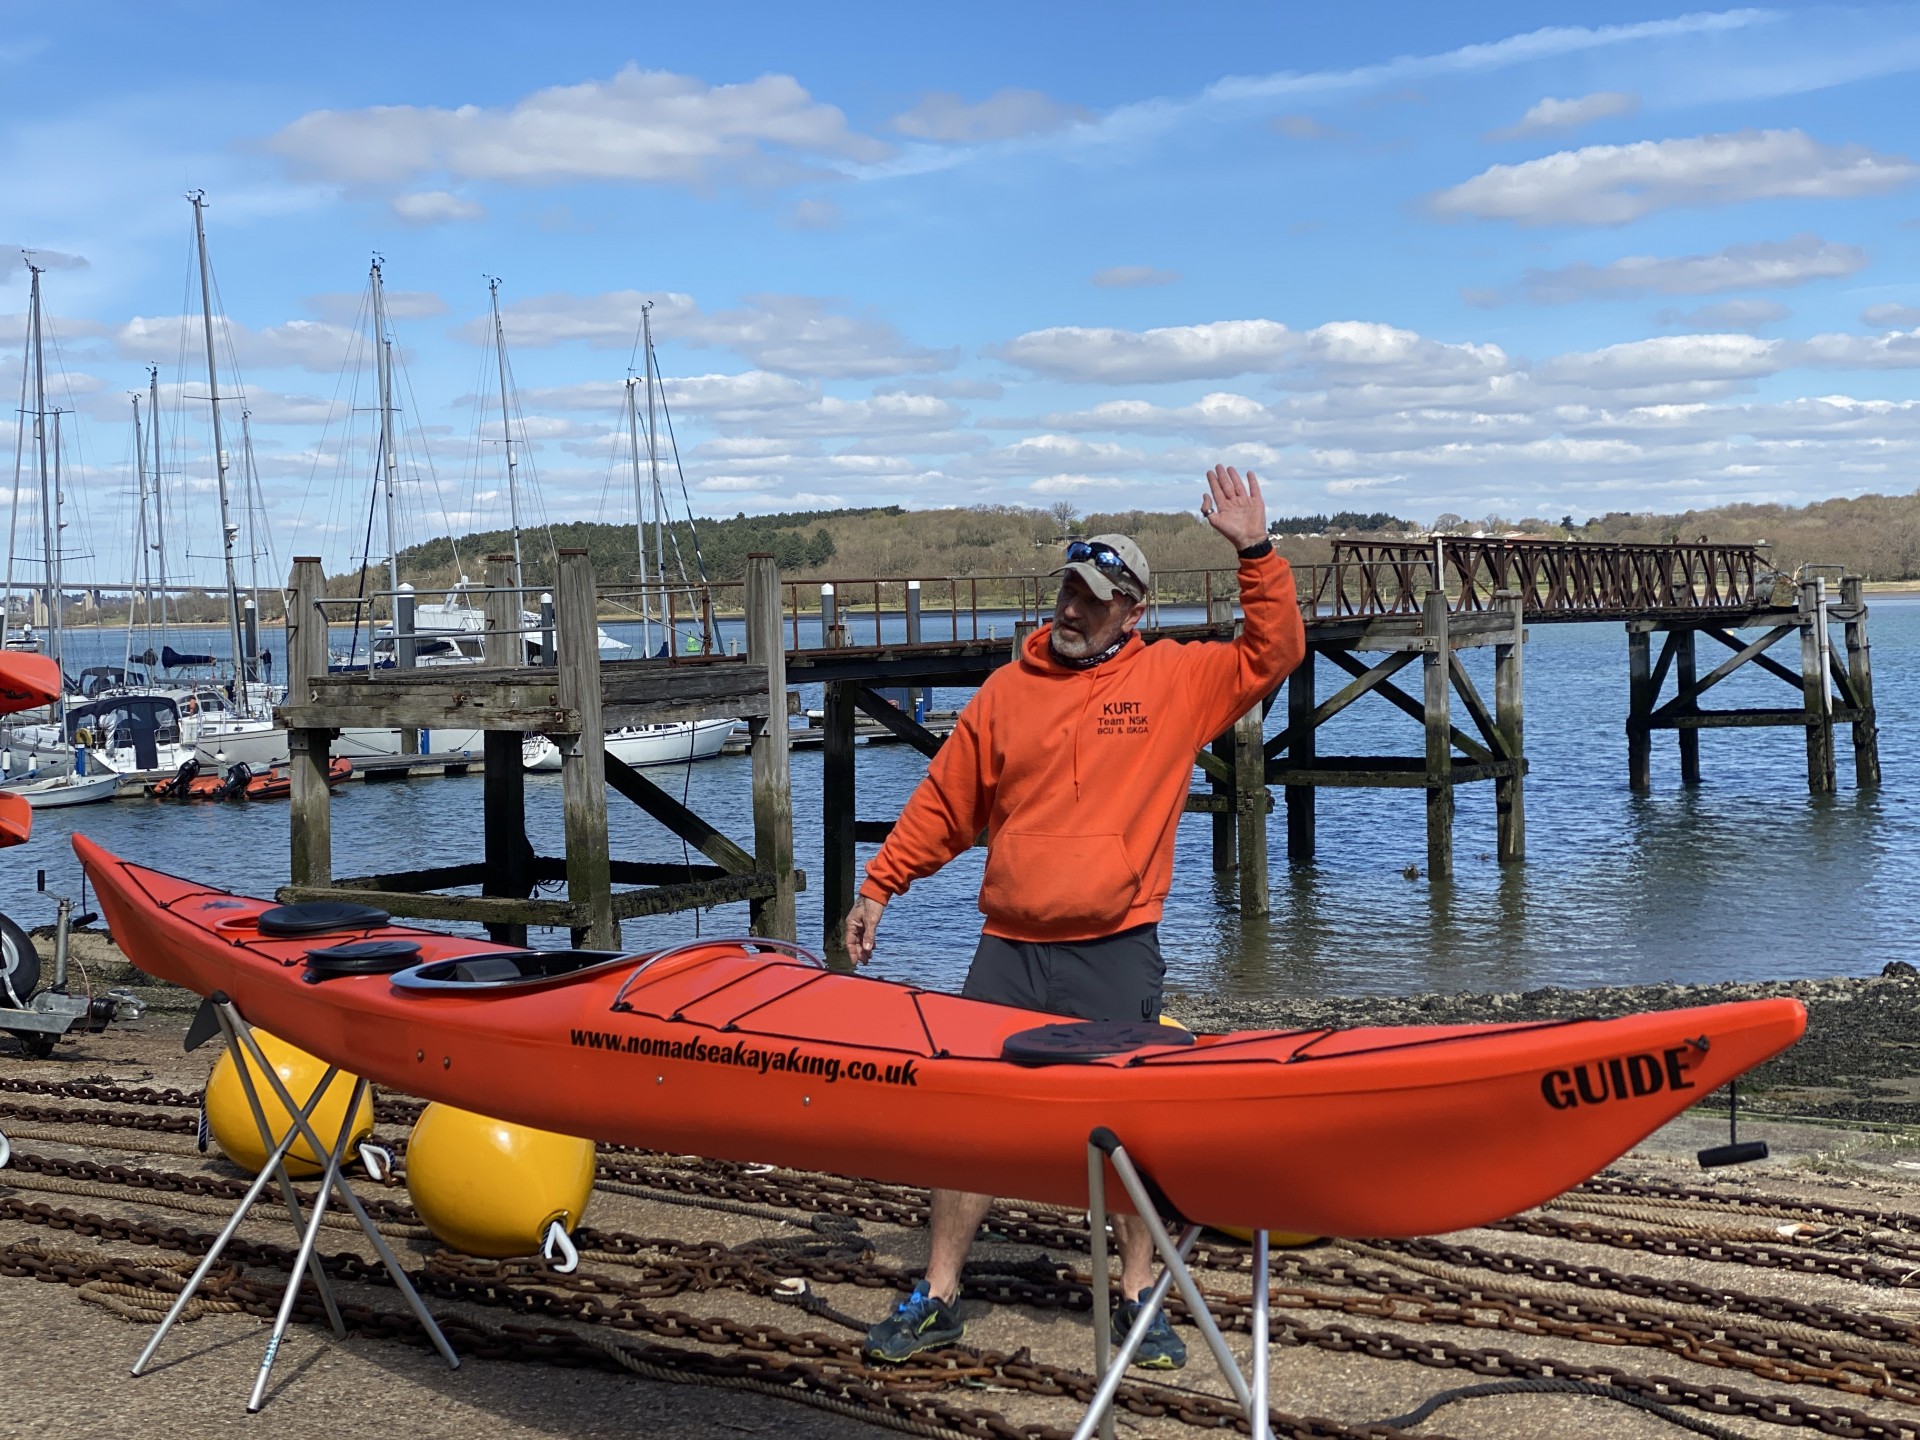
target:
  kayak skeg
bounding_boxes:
[73,837,1806,1239]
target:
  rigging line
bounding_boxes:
[393,335,463,585]
[653,363,708,585]
[3,302,30,623]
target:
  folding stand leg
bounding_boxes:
[132,1072,339,1376]
[1073,1129,1271,1440]
[135,997,459,1408]
[248,1076,366,1411]
[225,1008,460,1374]
[219,1008,346,1336]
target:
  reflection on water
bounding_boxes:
[13,598,1917,999]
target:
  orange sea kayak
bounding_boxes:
[0,651,59,714]
[74,836,1805,1237]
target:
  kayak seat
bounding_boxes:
[303,939,423,984]
[258,901,392,937]
[1002,1020,1196,1066]
[392,949,634,992]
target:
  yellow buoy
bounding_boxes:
[204,1031,375,1179]
[405,1103,595,1259]
[1160,1015,1319,1250]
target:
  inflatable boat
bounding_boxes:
[1,652,62,847]
[74,837,1804,1237]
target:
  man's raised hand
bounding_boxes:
[1200,465,1269,552]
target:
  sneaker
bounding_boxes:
[864,1280,964,1362]
[1115,1288,1187,1369]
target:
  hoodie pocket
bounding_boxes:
[980,830,1140,932]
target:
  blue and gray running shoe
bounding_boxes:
[864,1280,965,1362]
[1116,1289,1188,1369]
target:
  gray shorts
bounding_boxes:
[962,924,1165,1023]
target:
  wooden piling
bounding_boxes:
[822,678,857,965]
[1674,629,1701,786]
[1494,592,1525,863]
[1422,591,1453,879]
[1234,690,1269,912]
[746,554,797,942]
[481,555,531,946]
[1626,628,1652,793]
[555,550,616,948]
[1799,579,1836,795]
[1842,576,1881,788]
[1285,646,1315,862]
[284,557,332,889]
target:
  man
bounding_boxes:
[846,465,1305,1367]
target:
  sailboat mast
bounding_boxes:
[642,302,666,641]
[371,258,401,598]
[625,377,653,656]
[187,191,249,707]
[128,393,148,671]
[487,277,525,594]
[148,364,169,638]
[28,265,60,704]
[49,410,65,699]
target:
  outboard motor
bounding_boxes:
[158,756,201,799]
[215,762,252,801]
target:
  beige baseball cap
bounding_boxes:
[1052,533,1150,601]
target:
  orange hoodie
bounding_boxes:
[859,551,1305,942]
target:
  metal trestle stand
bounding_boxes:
[131,991,459,1410]
[1076,1127,1272,1440]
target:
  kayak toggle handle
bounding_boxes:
[358,1143,394,1183]
[1698,1078,1769,1169]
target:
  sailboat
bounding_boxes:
[1,262,190,789]
[521,303,732,772]
[330,257,488,759]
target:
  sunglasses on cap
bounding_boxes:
[1064,540,1145,593]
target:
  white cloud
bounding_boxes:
[998,318,1510,386]
[390,190,485,225]
[1433,130,1919,226]
[891,88,1087,143]
[1656,298,1792,332]
[304,289,447,323]
[788,198,840,230]
[112,314,356,373]
[472,290,954,379]
[1092,266,1179,289]
[1516,234,1867,303]
[1538,333,1784,387]
[1,247,87,278]
[1799,328,1920,369]
[1863,302,1920,327]
[267,65,890,189]
[1487,91,1639,141]
[1271,114,1350,141]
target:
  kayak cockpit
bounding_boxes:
[390,949,639,993]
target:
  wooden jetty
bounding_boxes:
[271,536,1879,960]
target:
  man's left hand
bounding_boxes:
[1200,466,1269,551]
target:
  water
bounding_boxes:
[11,599,1917,1001]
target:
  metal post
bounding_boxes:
[243,597,260,687]
[822,679,857,967]
[1207,596,1235,872]
[1422,590,1453,880]
[820,582,838,648]
[540,592,556,667]
[483,554,530,946]
[905,579,923,719]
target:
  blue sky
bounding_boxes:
[4,2,1919,588]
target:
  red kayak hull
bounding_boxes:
[75,836,1805,1236]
